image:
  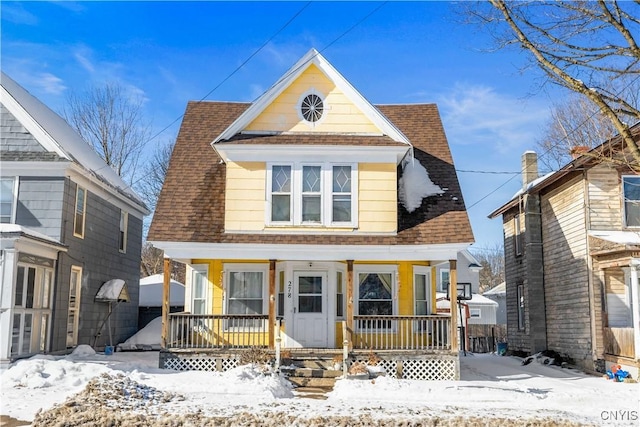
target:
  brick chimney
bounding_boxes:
[522,151,538,190]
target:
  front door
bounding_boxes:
[292,271,328,347]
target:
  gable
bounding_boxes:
[245,64,381,135]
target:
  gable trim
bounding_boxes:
[1,86,69,159]
[212,49,411,146]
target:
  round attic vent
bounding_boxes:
[300,93,324,123]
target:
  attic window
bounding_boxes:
[300,94,323,123]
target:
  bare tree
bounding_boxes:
[140,241,185,283]
[471,244,505,294]
[64,82,150,185]
[464,1,640,167]
[138,139,175,211]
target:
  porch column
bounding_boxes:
[0,249,17,368]
[630,261,640,359]
[346,260,354,350]
[268,260,276,349]
[449,259,458,353]
[161,258,171,350]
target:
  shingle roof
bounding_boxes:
[148,101,474,246]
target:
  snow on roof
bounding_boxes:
[399,156,444,213]
[0,72,147,212]
[139,274,185,306]
[436,292,498,309]
[483,282,506,296]
[0,224,65,247]
[588,230,640,246]
[95,279,130,302]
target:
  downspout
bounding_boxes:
[583,169,601,369]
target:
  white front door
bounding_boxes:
[292,271,328,347]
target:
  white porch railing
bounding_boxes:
[352,315,451,350]
[167,313,269,349]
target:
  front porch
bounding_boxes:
[159,314,458,380]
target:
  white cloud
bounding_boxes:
[0,3,38,25]
[74,47,95,74]
[37,73,68,95]
[436,83,550,155]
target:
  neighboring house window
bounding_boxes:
[119,210,128,253]
[622,176,640,227]
[191,266,208,315]
[66,266,82,348]
[517,284,525,331]
[514,214,523,256]
[470,308,481,318]
[73,186,87,238]
[225,264,267,328]
[267,163,357,227]
[414,266,432,315]
[439,268,450,293]
[355,266,396,329]
[12,255,54,357]
[1,177,16,223]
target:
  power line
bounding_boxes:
[456,169,519,175]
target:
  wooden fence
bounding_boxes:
[604,327,635,358]
[352,315,451,351]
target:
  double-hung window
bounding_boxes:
[623,176,640,227]
[119,210,128,253]
[225,264,268,328]
[74,186,87,238]
[267,163,357,227]
[355,266,396,330]
[1,177,16,224]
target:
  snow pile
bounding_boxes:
[399,157,444,213]
[118,316,162,351]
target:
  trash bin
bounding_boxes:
[497,342,508,356]
[105,345,114,356]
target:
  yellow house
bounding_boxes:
[148,49,474,379]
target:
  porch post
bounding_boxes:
[161,257,171,349]
[346,260,354,350]
[0,249,16,368]
[449,259,458,353]
[630,261,640,359]
[268,260,276,349]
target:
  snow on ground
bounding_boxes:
[1,347,638,426]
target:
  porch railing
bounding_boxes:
[352,315,451,351]
[167,313,269,349]
[604,327,635,358]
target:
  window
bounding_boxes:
[66,266,82,348]
[470,308,481,318]
[517,284,525,331]
[623,176,640,227]
[1,177,15,223]
[336,270,344,318]
[414,267,432,315]
[514,214,523,256]
[277,271,285,317]
[438,268,450,293]
[267,163,357,227]
[74,186,87,238]
[119,210,128,253]
[300,93,324,123]
[356,266,396,329]
[225,264,267,328]
[191,267,208,315]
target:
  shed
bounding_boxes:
[138,274,185,329]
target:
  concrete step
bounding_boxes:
[292,359,340,369]
[285,367,343,378]
[288,376,337,388]
[293,386,333,400]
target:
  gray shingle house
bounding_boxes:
[0,72,149,369]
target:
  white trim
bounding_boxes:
[188,264,209,314]
[413,265,432,315]
[213,49,411,146]
[214,144,408,165]
[297,88,327,127]
[0,85,69,159]
[119,210,128,253]
[353,265,398,330]
[622,175,640,228]
[150,241,472,262]
[223,263,269,318]
[73,186,86,239]
[66,266,82,348]
[0,177,18,224]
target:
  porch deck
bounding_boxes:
[160,313,459,380]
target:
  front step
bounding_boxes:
[293,386,333,400]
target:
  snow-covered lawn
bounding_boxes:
[1,347,638,426]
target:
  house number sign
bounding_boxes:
[287,281,292,298]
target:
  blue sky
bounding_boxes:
[1,1,568,252]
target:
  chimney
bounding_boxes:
[522,151,538,189]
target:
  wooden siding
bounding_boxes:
[540,176,592,363]
[605,269,626,294]
[358,163,397,232]
[224,161,266,231]
[245,64,380,134]
[586,163,622,230]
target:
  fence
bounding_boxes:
[167,313,269,349]
[604,327,635,358]
[351,315,451,350]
